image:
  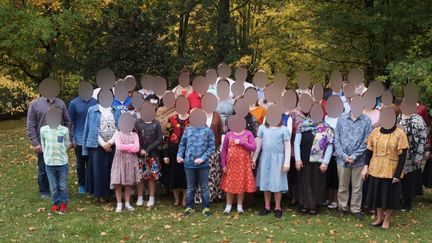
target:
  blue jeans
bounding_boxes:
[185,167,210,209]
[75,145,88,187]
[45,164,69,204]
[37,153,50,196]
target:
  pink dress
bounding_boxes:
[110,131,141,188]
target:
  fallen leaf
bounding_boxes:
[164,224,171,229]
[37,208,45,213]
[101,232,107,236]
[28,227,36,232]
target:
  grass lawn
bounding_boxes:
[0,119,431,242]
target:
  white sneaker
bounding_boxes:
[146,200,155,207]
[136,198,143,206]
[327,202,338,209]
[115,205,123,213]
[125,205,135,211]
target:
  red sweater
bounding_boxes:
[188,91,201,110]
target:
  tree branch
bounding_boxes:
[230,0,252,12]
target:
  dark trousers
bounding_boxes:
[75,145,88,187]
[37,153,50,196]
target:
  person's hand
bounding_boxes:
[414,160,422,166]
[361,167,368,180]
[346,156,354,164]
[319,163,328,173]
[194,158,204,164]
[140,150,147,157]
[233,139,240,145]
[106,146,112,153]
[283,163,290,173]
[163,157,170,164]
[177,157,184,163]
[252,161,256,170]
[295,160,303,171]
[392,177,400,184]
[223,167,227,173]
[425,151,430,160]
[33,144,42,153]
[102,143,111,151]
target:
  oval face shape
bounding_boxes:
[140,103,156,123]
[329,70,343,93]
[201,93,218,113]
[96,68,116,89]
[380,106,396,129]
[273,72,287,89]
[310,102,324,123]
[312,84,324,102]
[253,70,268,89]
[118,113,136,134]
[244,88,258,106]
[78,81,93,101]
[39,78,60,99]
[227,114,246,133]
[265,104,283,127]
[234,98,249,118]
[217,79,230,100]
[162,91,176,109]
[114,81,128,102]
[368,80,384,98]
[206,68,218,85]
[98,89,114,108]
[131,93,144,110]
[278,89,297,113]
[45,107,62,128]
[190,109,207,128]
[192,75,209,95]
[153,76,167,97]
[264,84,283,104]
[141,74,155,90]
[124,75,137,91]
[217,63,231,79]
[298,93,313,113]
[343,83,355,98]
[348,68,364,85]
[350,95,364,117]
[178,71,190,88]
[381,90,393,106]
[296,71,310,90]
[175,96,190,115]
[326,95,344,118]
[362,90,376,110]
[234,66,247,83]
[400,98,416,116]
[403,82,419,105]
[231,81,245,97]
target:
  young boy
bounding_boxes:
[177,121,215,217]
[40,108,71,214]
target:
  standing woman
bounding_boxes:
[397,104,428,211]
[82,89,121,202]
[362,107,409,229]
[294,117,334,215]
[163,101,190,207]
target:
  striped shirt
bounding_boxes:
[40,125,70,166]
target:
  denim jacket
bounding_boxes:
[82,105,121,156]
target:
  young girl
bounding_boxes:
[135,111,163,207]
[220,119,256,215]
[163,113,190,206]
[110,126,141,212]
[253,116,291,218]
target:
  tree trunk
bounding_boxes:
[177,1,191,59]
[216,0,230,63]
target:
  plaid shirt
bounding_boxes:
[40,125,70,166]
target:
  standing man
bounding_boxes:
[68,81,97,194]
[27,78,72,198]
[334,109,372,220]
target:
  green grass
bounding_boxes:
[0,119,431,242]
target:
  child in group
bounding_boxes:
[253,116,291,218]
[40,108,71,214]
[177,111,215,217]
[110,118,141,213]
[135,109,163,207]
[220,117,256,215]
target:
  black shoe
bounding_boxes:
[336,209,346,218]
[352,212,364,221]
[274,209,282,218]
[259,208,271,216]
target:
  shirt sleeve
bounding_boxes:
[283,126,291,141]
[240,131,257,151]
[200,129,215,162]
[220,133,230,168]
[82,110,90,156]
[40,127,46,152]
[367,129,376,151]
[146,122,164,154]
[67,101,76,144]
[414,118,428,161]
[294,132,302,162]
[61,101,73,144]
[334,119,349,161]
[177,128,188,159]
[26,101,39,146]
[257,125,264,138]
[351,119,373,161]
[322,144,333,164]
[397,130,410,154]
[65,128,71,148]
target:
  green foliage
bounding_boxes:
[0,76,37,115]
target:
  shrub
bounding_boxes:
[0,76,37,115]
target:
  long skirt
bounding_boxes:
[365,176,402,210]
[86,146,114,198]
[326,156,339,190]
[166,145,187,190]
[295,162,326,209]
[423,157,432,188]
[401,169,423,201]
[195,151,224,203]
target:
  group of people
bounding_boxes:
[27,67,432,230]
